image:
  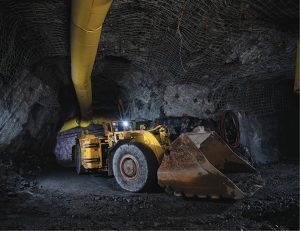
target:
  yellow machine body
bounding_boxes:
[105,124,170,162]
[75,123,170,171]
[78,134,105,169]
[107,129,165,162]
[60,116,114,132]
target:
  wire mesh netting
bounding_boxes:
[0,0,69,84]
[99,0,298,82]
[0,0,298,116]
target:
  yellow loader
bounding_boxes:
[73,120,261,199]
[67,0,262,200]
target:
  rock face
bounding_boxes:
[238,105,299,164]
[0,70,62,165]
[0,0,299,166]
[163,84,214,117]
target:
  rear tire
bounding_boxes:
[113,142,158,192]
[75,142,85,175]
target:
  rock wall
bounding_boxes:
[0,0,298,167]
[238,103,299,164]
[116,70,299,164]
[0,70,62,166]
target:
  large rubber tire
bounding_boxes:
[75,142,85,175]
[113,142,158,192]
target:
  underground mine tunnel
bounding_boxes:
[0,0,299,230]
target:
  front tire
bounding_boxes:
[112,142,158,192]
[75,142,85,175]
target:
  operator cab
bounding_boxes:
[103,120,135,136]
[103,120,153,137]
[111,121,134,132]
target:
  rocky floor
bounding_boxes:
[0,163,299,230]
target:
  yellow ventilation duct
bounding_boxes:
[60,116,112,132]
[61,0,113,131]
[71,0,113,120]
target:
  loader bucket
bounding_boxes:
[157,132,262,199]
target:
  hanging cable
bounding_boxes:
[219,110,240,148]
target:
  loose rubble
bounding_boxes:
[0,163,298,230]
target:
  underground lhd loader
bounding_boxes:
[74,121,171,192]
[73,121,261,199]
[67,0,261,199]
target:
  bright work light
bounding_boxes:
[122,121,129,127]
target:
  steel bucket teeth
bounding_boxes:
[157,132,262,199]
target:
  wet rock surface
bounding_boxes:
[0,163,298,230]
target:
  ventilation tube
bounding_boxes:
[61,0,113,131]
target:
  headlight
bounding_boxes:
[122,121,129,127]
